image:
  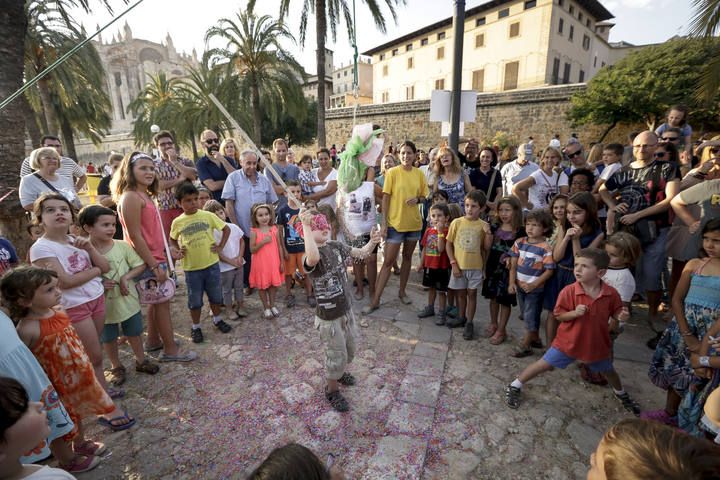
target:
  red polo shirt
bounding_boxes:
[552,281,623,362]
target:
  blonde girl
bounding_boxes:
[249,203,284,318]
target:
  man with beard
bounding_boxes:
[196,129,237,203]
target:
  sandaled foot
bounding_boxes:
[106,387,125,399]
[235,307,249,317]
[73,440,106,457]
[398,294,412,305]
[60,454,100,474]
[98,410,136,432]
[338,372,356,386]
[325,388,349,412]
[135,359,159,375]
[483,324,498,338]
[354,291,364,301]
[361,304,379,315]
[489,331,506,345]
[107,365,126,386]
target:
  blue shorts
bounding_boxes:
[100,311,144,343]
[636,227,669,292]
[517,287,544,332]
[386,226,421,244]
[542,347,614,373]
[186,262,223,310]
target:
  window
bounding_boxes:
[382,65,388,76]
[475,33,485,48]
[578,12,583,22]
[379,53,385,60]
[601,61,606,67]
[392,48,398,56]
[586,19,591,28]
[435,79,445,90]
[569,25,574,41]
[438,31,446,40]
[524,0,536,9]
[579,70,585,82]
[552,58,560,84]
[406,85,414,100]
[472,69,484,91]
[510,22,520,38]
[114,72,122,86]
[582,34,590,50]
[344,70,348,76]
[499,8,509,18]
[558,0,564,6]
[381,91,389,103]
[407,57,414,69]
[421,37,429,46]
[504,62,519,90]
[563,62,571,84]
[406,44,413,52]
[437,46,445,59]
[337,73,341,79]
[558,18,564,34]
[569,5,574,14]
[476,16,486,26]
[593,55,597,67]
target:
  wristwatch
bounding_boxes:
[699,356,711,367]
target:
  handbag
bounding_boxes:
[135,201,176,304]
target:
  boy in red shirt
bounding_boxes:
[417,204,451,325]
[505,247,640,415]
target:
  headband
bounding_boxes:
[130,152,153,164]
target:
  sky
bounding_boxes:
[74,0,695,74]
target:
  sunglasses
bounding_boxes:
[654,152,667,158]
[204,138,220,145]
[661,137,679,142]
[567,151,583,158]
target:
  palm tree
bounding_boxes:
[270,0,403,147]
[128,72,184,148]
[690,0,720,100]
[205,4,306,145]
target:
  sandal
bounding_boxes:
[483,324,498,338]
[361,304,379,315]
[74,440,106,456]
[60,454,100,474]
[107,365,126,386]
[135,359,159,375]
[98,410,136,432]
[325,388,349,412]
[354,291,364,301]
[511,346,534,358]
[338,372,356,386]
[106,387,125,399]
[489,331,506,345]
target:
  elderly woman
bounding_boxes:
[19,147,81,211]
[222,149,278,288]
[305,148,338,211]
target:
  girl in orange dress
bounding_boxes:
[249,203,284,319]
[2,266,136,459]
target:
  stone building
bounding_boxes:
[364,0,643,103]
[329,57,373,109]
[301,48,334,109]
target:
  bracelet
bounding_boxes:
[681,331,694,337]
[437,234,445,238]
[699,356,711,367]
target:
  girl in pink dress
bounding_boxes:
[249,203,284,318]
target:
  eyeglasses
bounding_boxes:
[653,151,667,158]
[44,143,62,148]
[567,151,583,158]
[661,137,679,142]
[204,138,219,145]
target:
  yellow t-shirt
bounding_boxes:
[170,210,227,271]
[447,216,488,270]
[382,166,429,232]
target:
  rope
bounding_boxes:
[350,0,359,126]
[0,0,148,113]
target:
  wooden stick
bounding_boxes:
[208,94,301,206]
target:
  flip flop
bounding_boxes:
[483,325,498,338]
[398,295,412,305]
[98,411,136,432]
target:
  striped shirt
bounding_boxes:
[20,156,85,184]
[510,237,556,283]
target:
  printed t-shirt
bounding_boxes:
[552,281,623,362]
[214,222,244,273]
[170,209,227,271]
[103,241,144,323]
[447,217,489,270]
[304,241,352,321]
[29,236,104,309]
[382,166,428,232]
[527,169,569,210]
[602,267,635,303]
[276,205,304,254]
[509,237,556,284]
[421,227,449,269]
[0,237,18,274]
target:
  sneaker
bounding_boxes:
[271,306,280,317]
[286,294,296,308]
[445,306,458,318]
[191,327,204,343]
[505,385,522,409]
[338,372,356,386]
[417,305,435,318]
[614,391,641,416]
[214,319,232,333]
[640,409,678,426]
[325,387,349,412]
[445,316,466,329]
[463,321,474,340]
[435,312,447,326]
[263,309,273,319]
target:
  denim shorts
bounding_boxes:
[543,347,614,373]
[385,226,422,244]
[100,311,143,343]
[186,262,223,310]
[517,287,544,333]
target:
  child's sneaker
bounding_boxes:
[286,294,296,308]
[505,384,522,409]
[325,387,349,412]
[191,327,204,343]
[214,319,232,333]
[417,305,435,318]
[435,312,447,326]
[463,321,474,340]
[338,372,356,386]
[614,391,641,416]
[446,315,466,329]
[640,409,678,426]
[271,306,280,317]
[445,306,458,318]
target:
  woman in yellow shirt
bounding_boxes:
[363,141,429,314]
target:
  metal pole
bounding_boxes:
[449,0,465,153]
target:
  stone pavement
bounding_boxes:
[69,266,659,479]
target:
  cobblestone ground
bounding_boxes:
[67,260,659,480]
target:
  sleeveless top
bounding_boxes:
[687,258,720,310]
[118,191,166,263]
[437,174,466,207]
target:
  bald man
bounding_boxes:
[196,129,237,203]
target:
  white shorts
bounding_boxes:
[448,269,484,290]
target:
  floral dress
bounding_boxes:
[249,226,284,289]
[437,175,466,211]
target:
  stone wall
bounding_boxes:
[325,84,641,150]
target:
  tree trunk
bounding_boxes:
[20,93,42,147]
[190,129,198,160]
[0,0,31,256]
[37,77,59,136]
[598,121,617,142]
[315,0,327,147]
[60,116,77,160]
[251,78,262,146]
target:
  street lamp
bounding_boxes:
[150,125,160,157]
